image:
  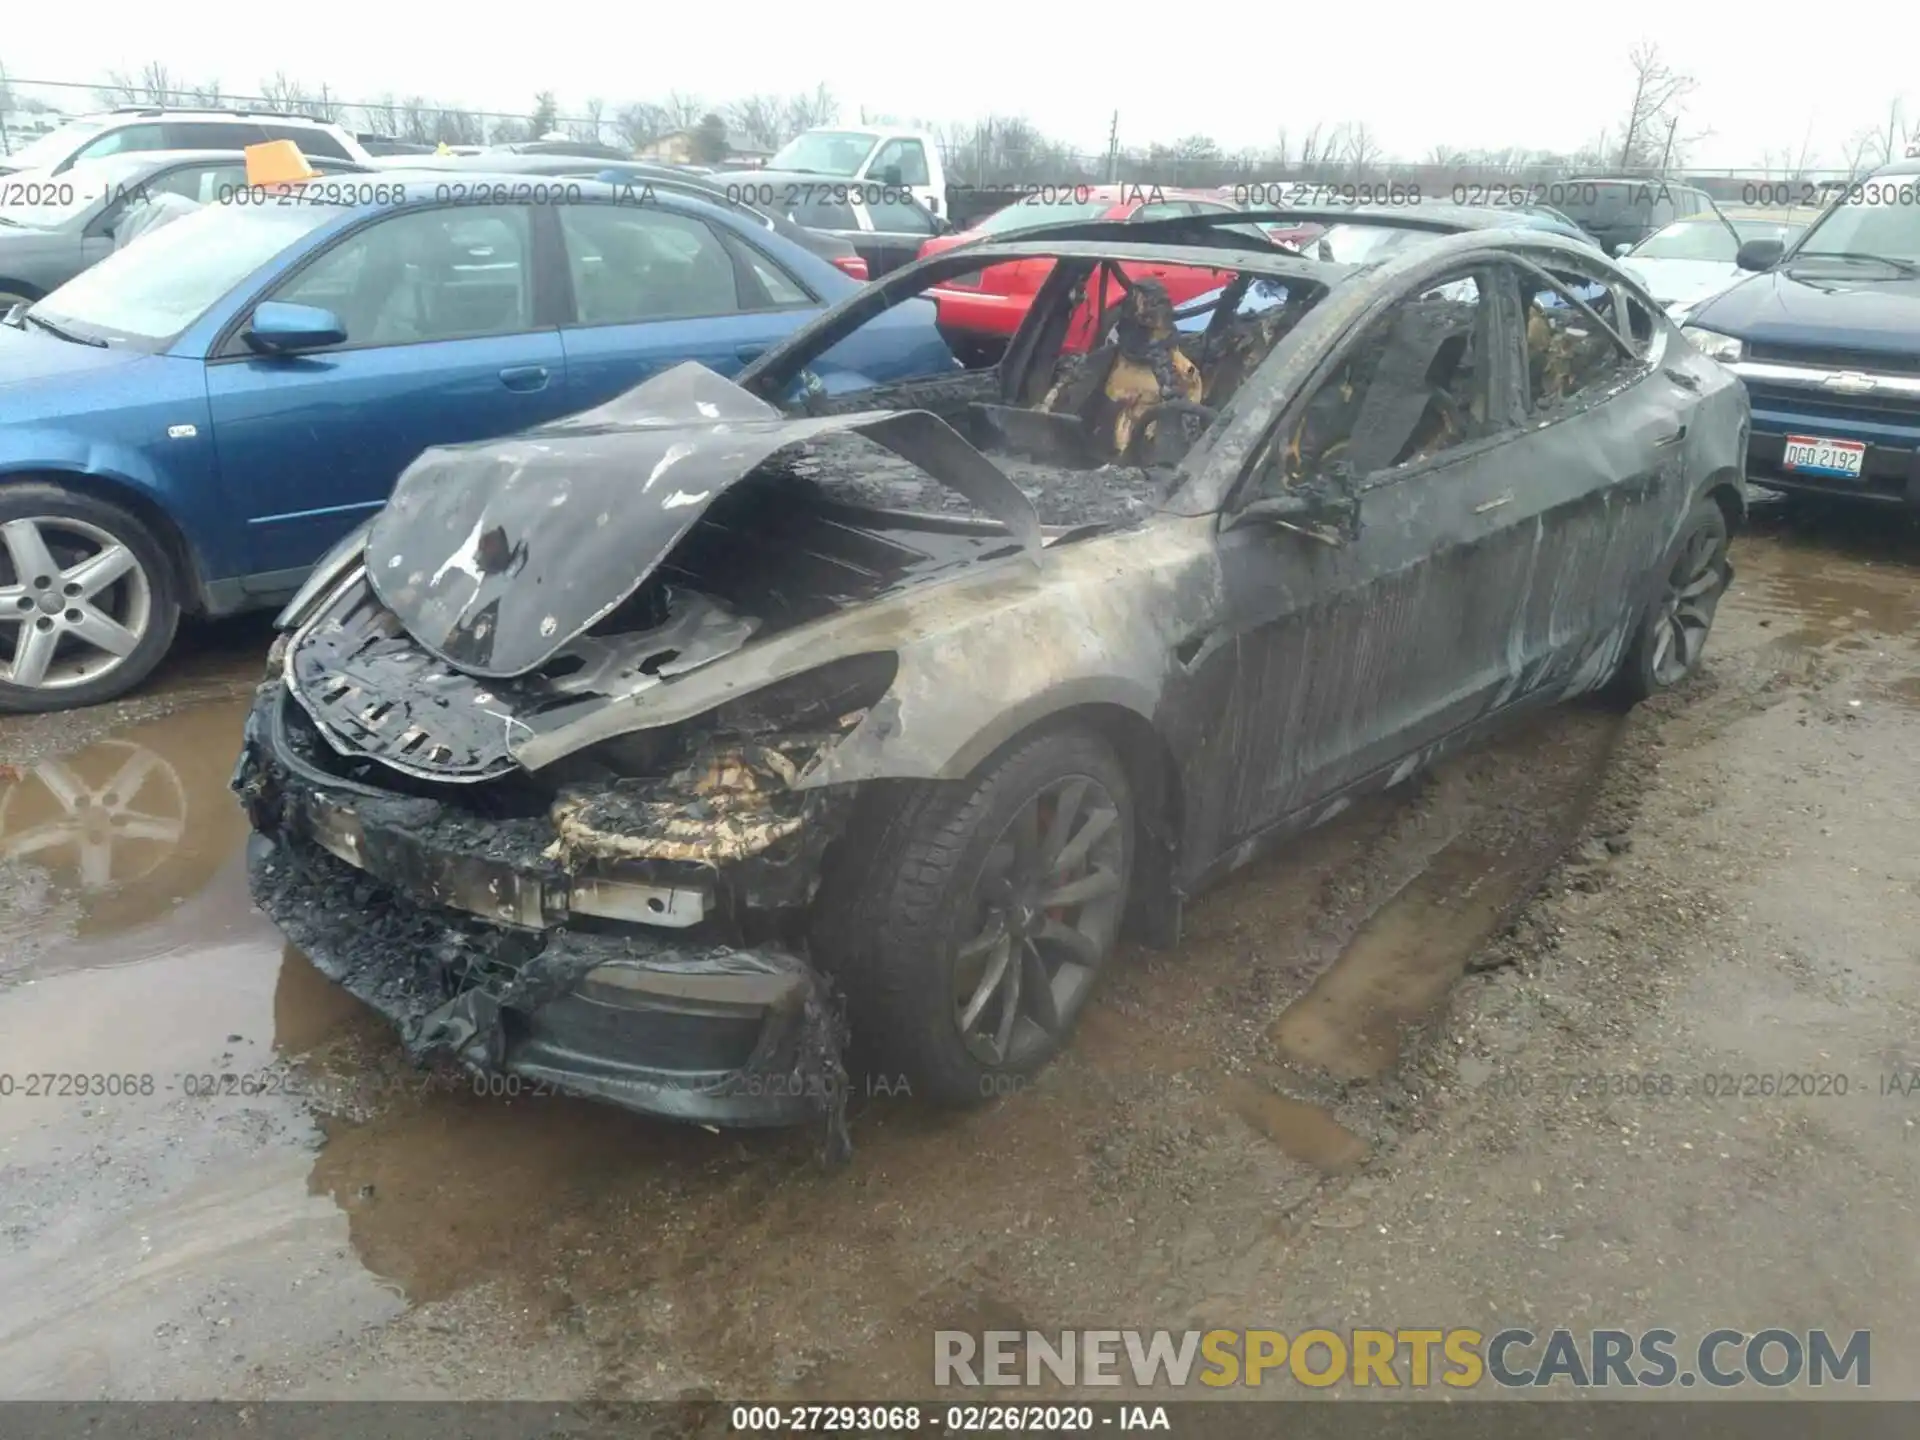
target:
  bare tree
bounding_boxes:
[1339,120,1381,175]
[97,62,178,106]
[727,94,788,151]
[783,83,838,133]
[1616,41,1696,171]
[187,79,225,108]
[1791,124,1819,179]
[359,93,400,137]
[570,97,605,145]
[1297,122,1325,176]
[662,91,705,134]
[258,71,307,112]
[434,107,484,146]
[397,95,433,144]
[1878,98,1908,165]
[614,101,669,151]
[1840,127,1880,178]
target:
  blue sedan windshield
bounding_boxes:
[28,200,345,348]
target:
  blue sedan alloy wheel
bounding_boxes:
[0,484,181,712]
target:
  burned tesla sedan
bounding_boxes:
[235,211,1749,1155]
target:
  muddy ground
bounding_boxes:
[1,496,1916,1402]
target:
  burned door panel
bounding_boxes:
[1490,260,1701,698]
[1176,266,1548,862]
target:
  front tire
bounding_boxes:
[1609,495,1731,705]
[814,726,1134,1107]
[0,484,181,713]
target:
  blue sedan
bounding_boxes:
[0,173,954,711]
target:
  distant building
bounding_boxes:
[636,130,770,167]
[638,131,698,164]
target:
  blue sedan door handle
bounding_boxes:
[498,364,550,392]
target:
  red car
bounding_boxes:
[919,185,1258,356]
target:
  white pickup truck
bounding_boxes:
[765,126,947,219]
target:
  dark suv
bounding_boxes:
[1557,177,1720,256]
[1680,158,1920,508]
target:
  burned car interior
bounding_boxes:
[235,211,1736,1161]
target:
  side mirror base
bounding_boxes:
[244,300,347,354]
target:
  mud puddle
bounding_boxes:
[0,699,405,1398]
[1736,506,1920,655]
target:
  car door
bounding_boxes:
[1182,262,1550,852]
[855,192,940,277]
[552,200,818,412]
[868,136,937,217]
[204,202,569,582]
[1495,253,1696,689]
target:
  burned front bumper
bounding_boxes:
[234,684,849,1148]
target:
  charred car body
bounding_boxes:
[235,211,1749,1154]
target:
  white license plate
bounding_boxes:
[1782,434,1866,478]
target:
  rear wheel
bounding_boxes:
[1609,496,1730,704]
[0,484,181,713]
[815,727,1134,1106]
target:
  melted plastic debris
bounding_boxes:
[547,741,819,866]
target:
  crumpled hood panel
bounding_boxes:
[365,362,1043,679]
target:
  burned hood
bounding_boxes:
[364,363,1043,679]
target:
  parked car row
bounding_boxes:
[0,147,955,711]
[3,119,1916,716]
[0,148,369,307]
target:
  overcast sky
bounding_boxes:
[4,3,1911,170]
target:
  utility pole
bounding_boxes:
[1658,114,1678,175]
[1106,110,1119,184]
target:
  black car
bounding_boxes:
[1553,177,1723,256]
[388,151,869,277]
[0,149,369,308]
[236,210,1747,1154]
[712,167,950,277]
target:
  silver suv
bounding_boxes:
[0,108,373,176]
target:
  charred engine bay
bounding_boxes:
[287,417,1179,802]
[262,419,1175,938]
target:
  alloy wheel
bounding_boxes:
[1650,520,1729,687]
[0,516,153,692]
[951,773,1128,1066]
